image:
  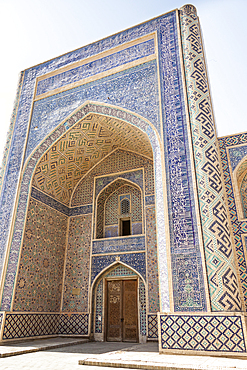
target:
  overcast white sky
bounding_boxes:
[0,0,246,165]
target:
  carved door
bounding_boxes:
[106,279,138,342]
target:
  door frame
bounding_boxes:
[104,276,139,342]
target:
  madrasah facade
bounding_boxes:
[0,4,247,357]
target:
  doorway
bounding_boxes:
[106,279,138,342]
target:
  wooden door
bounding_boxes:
[106,279,138,342]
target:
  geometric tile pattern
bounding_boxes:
[62,215,91,312]
[13,198,68,312]
[139,280,146,336]
[36,39,155,96]
[180,4,241,311]
[161,11,207,311]
[33,114,152,205]
[91,252,146,283]
[218,133,247,308]
[2,313,60,340]
[0,102,160,312]
[31,186,93,216]
[160,314,246,352]
[97,181,142,238]
[92,235,145,254]
[72,149,153,207]
[95,280,103,333]
[228,145,247,172]
[2,313,89,339]
[59,314,89,335]
[146,206,159,313]
[148,314,158,339]
[105,185,142,225]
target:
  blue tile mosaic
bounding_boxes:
[160,314,246,352]
[92,235,145,254]
[59,314,88,335]
[26,61,160,161]
[0,103,163,311]
[95,170,144,197]
[31,187,92,216]
[91,252,146,283]
[228,145,247,172]
[36,39,155,96]
[0,9,207,314]
[145,195,155,205]
[1,313,88,339]
[148,314,158,339]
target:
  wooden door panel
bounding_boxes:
[123,280,138,342]
[107,280,122,341]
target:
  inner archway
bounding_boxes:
[2,102,163,342]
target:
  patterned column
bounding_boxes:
[179,5,241,311]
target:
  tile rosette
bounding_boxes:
[179,4,241,311]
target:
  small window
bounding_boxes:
[121,199,130,214]
[121,219,131,236]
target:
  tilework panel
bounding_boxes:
[95,170,144,198]
[59,313,89,335]
[160,314,246,352]
[36,39,155,96]
[72,150,153,207]
[33,114,152,205]
[26,61,160,161]
[2,313,60,339]
[0,103,162,312]
[62,215,91,312]
[2,313,89,339]
[145,195,155,206]
[158,9,207,311]
[139,280,146,336]
[218,133,247,308]
[92,235,145,254]
[91,253,146,283]
[148,314,158,339]
[96,179,131,239]
[179,5,241,311]
[104,225,118,238]
[105,185,142,225]
[132,222,142,235]
[31,186,92,216]
[13,198,67,312]
[146,207,160,313]
[95,280,103,333]
[228,145,247,172]
[96,178,143,239]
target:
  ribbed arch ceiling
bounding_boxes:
[32,113,153,205]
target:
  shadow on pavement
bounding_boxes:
[48,341,159,355]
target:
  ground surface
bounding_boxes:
[1,339,247,369]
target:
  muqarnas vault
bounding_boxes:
[0,4,247,356]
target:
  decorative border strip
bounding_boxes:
[31,187,92,216]
[218,133,247,307]
[179,4,241,311]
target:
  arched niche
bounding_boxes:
[95,178,143,239]
[1,101,168,318]
[91,261,147,343]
